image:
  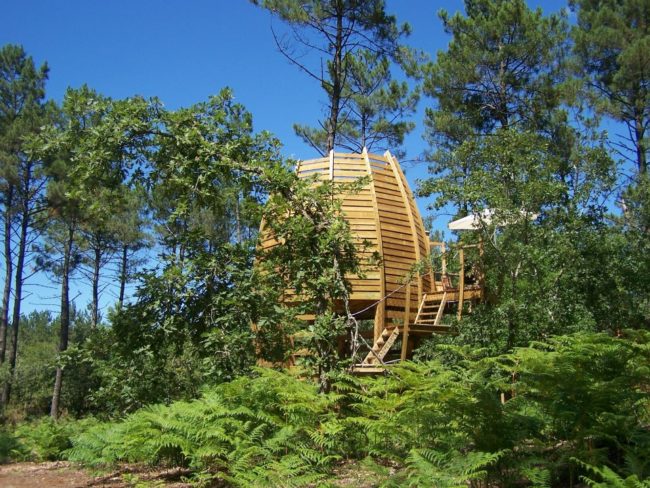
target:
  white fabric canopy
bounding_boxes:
[448,210,493,231]
[448,209,537,231]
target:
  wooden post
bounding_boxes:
[400,282,411,361]
[427,237,436,293]
[441,242,447,276]
[363,149,385,343]
[457,248,465,320]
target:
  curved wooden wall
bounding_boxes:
[260,149,430,341]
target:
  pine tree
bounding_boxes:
[420,0,568,212]
[253,0,416,154]
[571,0,650,175]
[0,45,50,408]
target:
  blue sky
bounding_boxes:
[3,0,571,315]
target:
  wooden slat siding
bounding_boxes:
[374,194,414,286]
[363,148,386,342]
[385,151,424,306]
[376,203,409,216]
[382,252,417,262]
[397,153,431,293]
[261,150,435,360]
[376,193,407,205]
[373,182,402,192]
[299,162,330,171]
[371,167,395,176]
[400,163,432,294]
[335,152,365,159]
[341,194,374,201]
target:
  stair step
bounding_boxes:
[351,365,386,374]
[413,322,452,328]
[361,327,400,365]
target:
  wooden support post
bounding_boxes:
[457,248,465,320]
[373,304,384,345]
[400,282,412,361]
[427,236,436,293]
[441,242,447,276]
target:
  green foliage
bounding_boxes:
[420,0,620,351]
[353,331,650,487]
[1,309,99,418]
[570,0,650,174]
[400,449,506,488]
[10,417,97,462]
[259,175,368,391]
[576,459,650,488]
[67,369,346,485]
[12,331,637,487]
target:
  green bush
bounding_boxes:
[10,417,98,462]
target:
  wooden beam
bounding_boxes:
[364,148,385,342]
[385,151,423,304]
[400,283,411,361]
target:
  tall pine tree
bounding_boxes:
[0,45,50,408]
[571,0,650,175]
[253,0,417,154]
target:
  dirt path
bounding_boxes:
[0,462,193,487]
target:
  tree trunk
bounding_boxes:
[0,187,13,366]
[1,184,30,406]
[91,246,101,327]
[326,6,344,153]
[235,191,242,244]
[635,112,647,175]
[51,225,74,420]
[118,244,127,308]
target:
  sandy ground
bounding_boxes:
[0,462,193,488]
[0,461,387,487]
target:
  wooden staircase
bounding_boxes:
[351,326,401,374]
[410,292,452,334]
[351,290,456,374]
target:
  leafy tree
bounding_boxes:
[33,85,158,417]
[39,178,86,420]
[253,0,416,154]
[259,173,365,392]
[0,45,51,408]
[571,0,650,175]
[419,0,617,351]
[34,86,115,418]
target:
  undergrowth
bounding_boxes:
[4,330,649,487]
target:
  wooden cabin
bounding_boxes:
[259,149,483,373]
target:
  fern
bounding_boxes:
[402,449,506,488]
[67,367,343,485]
[576,459,650,488]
